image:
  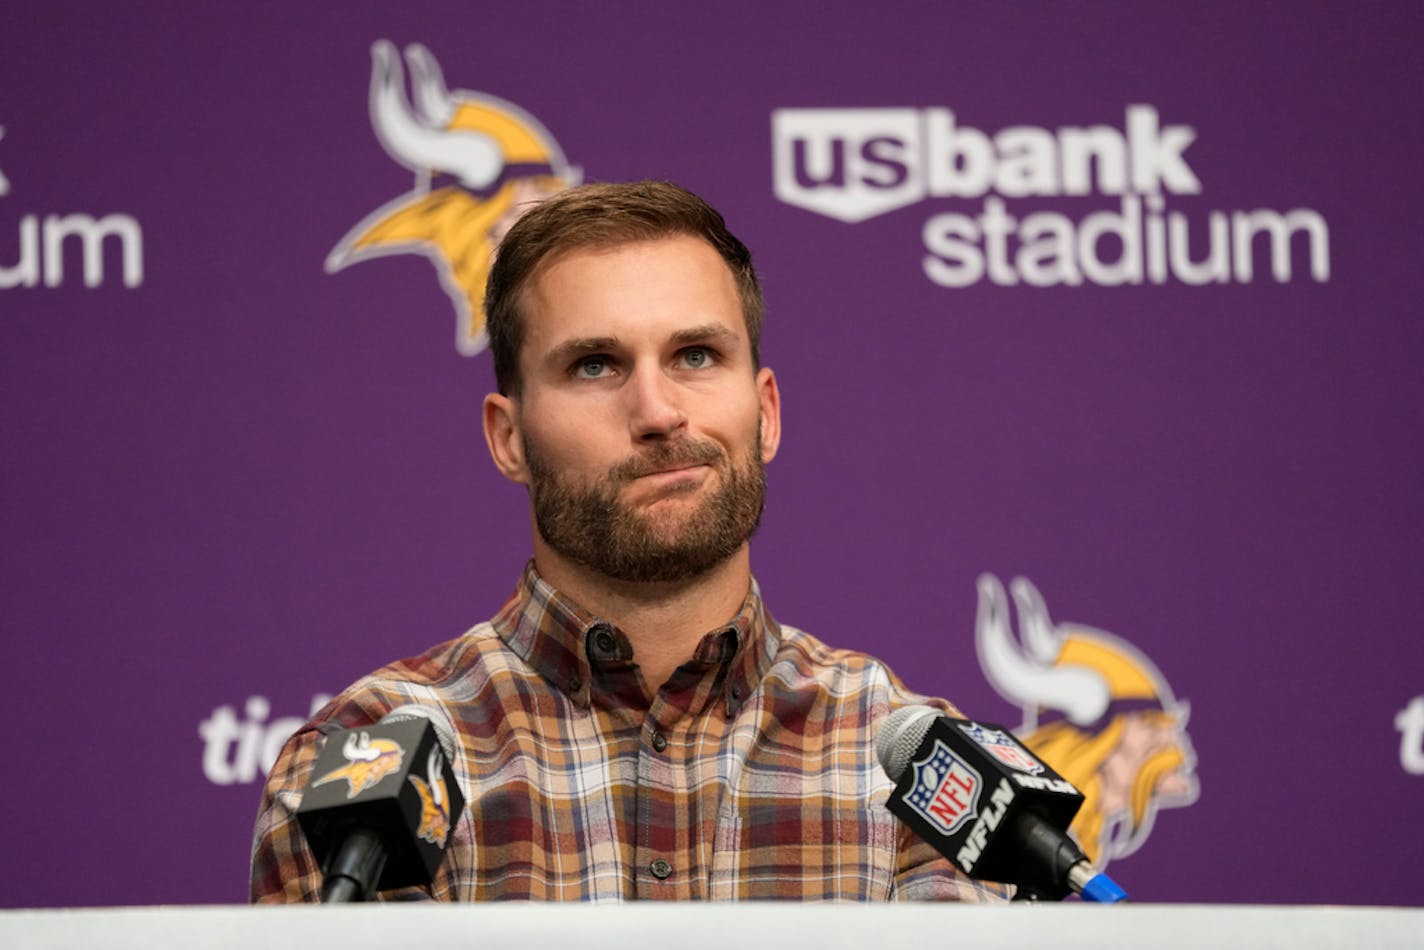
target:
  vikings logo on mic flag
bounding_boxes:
[408,745,454,848]
[326,40,581,355]
[310,732,406,799]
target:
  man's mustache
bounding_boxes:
[610,441,725,481]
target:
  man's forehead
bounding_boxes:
[520,236,747,351]
[526,234,734,297]
[532,231,716,273]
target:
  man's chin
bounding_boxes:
[620,506,707,545]
[593,542,742,587]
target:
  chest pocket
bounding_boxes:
[709,787,897,899]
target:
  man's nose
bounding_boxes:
[626,366,687,440]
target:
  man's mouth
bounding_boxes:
[642,462,705,477]
[631,463,710,490]
[615,445,722,483]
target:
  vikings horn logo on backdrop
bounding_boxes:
[326,40,581,355]
[975,575,1200,868]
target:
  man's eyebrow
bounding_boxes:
[669,324,739,347]
[545,336,619,367]
[544,326,738,366]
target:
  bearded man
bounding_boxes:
[250,181,1007,903]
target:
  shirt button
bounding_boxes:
[568,674,583,693]
[650,858,672,879]
[594,629,617,655]
[651,730,667,752]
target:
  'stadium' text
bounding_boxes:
[0,126,145,291]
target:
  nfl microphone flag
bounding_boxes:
[880,709,1125,901]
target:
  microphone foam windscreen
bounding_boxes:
[875,705,940,780]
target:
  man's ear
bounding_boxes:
[483,392,530,484]
[756,367,782,464]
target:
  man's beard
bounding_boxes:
[525,432,766,584]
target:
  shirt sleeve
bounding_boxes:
[249,725,326,903]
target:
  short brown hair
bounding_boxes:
[484,180,764,395]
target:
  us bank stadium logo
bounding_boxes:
[772,107,1330,288]
[975,574,1199,869]
[327,41,581,355]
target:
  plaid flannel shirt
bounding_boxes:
[250,564,1009,902]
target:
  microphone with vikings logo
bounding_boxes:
[296,705,466,902]
[877,706,1127,902]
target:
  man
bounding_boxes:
[251,180,1007,902]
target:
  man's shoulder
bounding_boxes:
[767,623,952,711]
[772,623,889,674]
[369,621,505,684]
[306,621,512,730]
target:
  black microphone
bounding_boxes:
[295,705,466,902]
[877,705,1127,902]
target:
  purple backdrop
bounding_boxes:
[3,2,1421,908]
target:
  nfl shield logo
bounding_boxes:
[959,723,1045,775]
[905,739,982,835]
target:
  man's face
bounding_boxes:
[484,235,780,583]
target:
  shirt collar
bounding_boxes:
[491,561,779,712]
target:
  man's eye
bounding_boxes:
[574,356,610,378]
[680,347,715,369]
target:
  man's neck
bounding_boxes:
[531,540,752,691]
